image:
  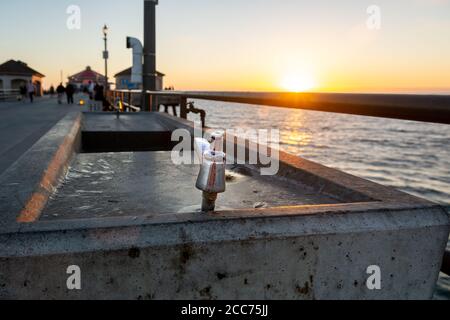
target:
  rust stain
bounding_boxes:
[17,115,81,223]
[206,163,217,189]
[296,282,310,296]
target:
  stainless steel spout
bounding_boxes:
[195,131,226,212]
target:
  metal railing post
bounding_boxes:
[151,95,156,112]
[149,93,153,112]
[180,96,188,119]
[128,90,132,111]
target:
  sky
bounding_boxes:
[0,0,449,92]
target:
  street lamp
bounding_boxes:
[102,24,109,93]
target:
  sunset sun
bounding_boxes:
[280,73,316,92]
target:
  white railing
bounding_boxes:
[0,89,21,102]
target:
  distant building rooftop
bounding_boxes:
[68,66,105,84]
[0,60,45,78]
[114,67,165,78]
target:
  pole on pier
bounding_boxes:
[142,0,158,112]
[102,25,109,96]
[180,96,188,119]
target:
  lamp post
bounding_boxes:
[102,24,109,93]
[143,0,158,111]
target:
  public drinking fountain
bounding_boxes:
[195,131,226,212]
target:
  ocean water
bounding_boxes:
[188,100,450,299]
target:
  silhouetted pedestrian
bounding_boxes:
[93,83,104,111]
[66,83,75,105]
[66,83,75,104]
[56,83,65,104]
[49,85,55,97]
[87,81,95,110]
[26,81,35,103]
[19,85,27,102]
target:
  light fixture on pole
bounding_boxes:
[102,24,109,93]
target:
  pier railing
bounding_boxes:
[0,89,20,102]
[108,90,450,125]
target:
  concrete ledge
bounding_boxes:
[17,115,81,223]
[1,204,448,257]
[0,112,81,230]
[0,206,448,300]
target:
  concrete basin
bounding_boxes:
[0,112,448,300]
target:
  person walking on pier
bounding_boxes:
[87,81,95,110]
[19,85,27,102]
[66,83,75,105]
[93,82,104,111]
[56,83,65,104]
[26,81,35,103]
[49,85,55,97]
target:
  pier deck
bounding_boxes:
[0,96,83,176]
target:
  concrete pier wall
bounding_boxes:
[1,206,448,300]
